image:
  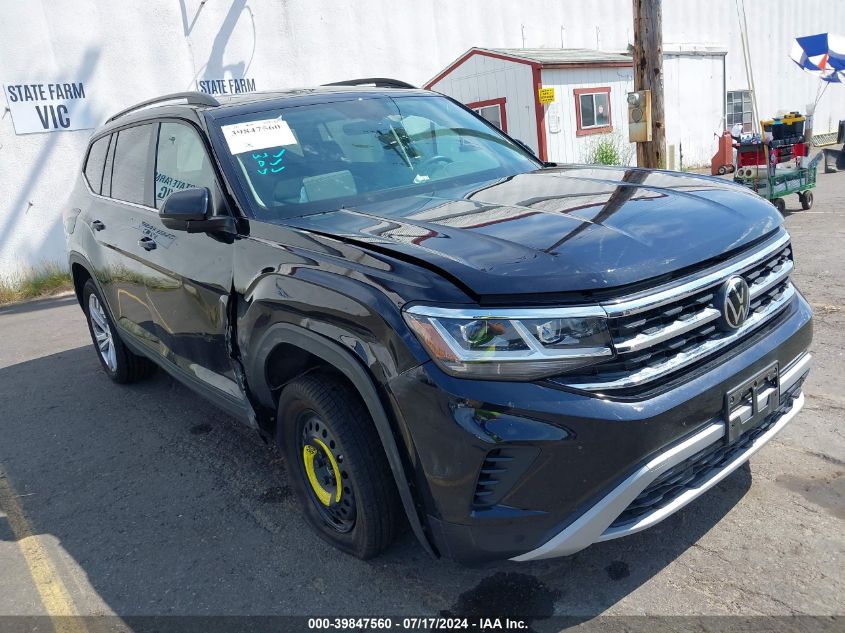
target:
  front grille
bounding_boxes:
[609,375,806,529]
[558,235,795,393]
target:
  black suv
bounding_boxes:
[64,82,813,563]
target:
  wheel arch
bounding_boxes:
[68,252,97,308]
[249,323,437,557]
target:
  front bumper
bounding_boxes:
[513,353,810,561]
[386,293,813,564]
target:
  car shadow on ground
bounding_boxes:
[0,293,77,316]
[0,345,751,624]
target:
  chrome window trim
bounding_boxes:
[601,231,791,318]
[86,187,159,214]
[511,355,810,561]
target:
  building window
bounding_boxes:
[727,90,753,132]
[467,97,508,133]
[574,87,612,136]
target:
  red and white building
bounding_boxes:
[425,48,635,163]
[426,46,729,168]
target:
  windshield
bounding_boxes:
[212,94,540,219]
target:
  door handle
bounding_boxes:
[138,236,157,251]
[91,220,106,231]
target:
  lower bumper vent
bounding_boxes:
[472,446,539,510]
[472,449,513,508]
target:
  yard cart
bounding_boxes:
[732,113,822,213]
[733,157,820,212]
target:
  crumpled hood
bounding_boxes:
[286,166,783,297]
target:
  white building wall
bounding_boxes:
[540,66,635,165]
[427,55,537,154]
[1,0,844,280]
[663,53,727,168]
[663,2,845,138]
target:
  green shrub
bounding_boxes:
[583,134,634,166]
[0,263,73,305]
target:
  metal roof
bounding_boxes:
[476,47,632,66]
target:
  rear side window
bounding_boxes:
[110,124,153,205]
[83,135,110,194]
[155,122,218,209]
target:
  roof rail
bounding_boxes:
[106,91,220,123]
[322,78,417,89]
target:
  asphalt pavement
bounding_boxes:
[0,172,843,627]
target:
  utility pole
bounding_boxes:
[632,0,666,168]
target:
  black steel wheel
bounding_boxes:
[299,412,356,533]
[773,197,786,214]
[277,373,401,559]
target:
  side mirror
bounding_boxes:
[160,187,235,234]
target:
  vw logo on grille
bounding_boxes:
[717,276,750,330]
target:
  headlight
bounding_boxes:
[403,305,613,380]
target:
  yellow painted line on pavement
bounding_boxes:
[0,467,88,633]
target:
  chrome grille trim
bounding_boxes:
[748,257,793,299]
[611,256,794,355]
[613,307,721,353]
[602,231,791,318]
[566,283,795,392]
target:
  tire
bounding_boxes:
[82,279,156,384]
[773,197,786,214]
[277,372,401,559]
[800,190,814,210]
[717,165,728,175]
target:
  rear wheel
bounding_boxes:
[773,197,786,214]
[277,373,401,559]
[82,279,156,383]
[799,190,814,210]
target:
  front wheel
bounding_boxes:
[773,197,786,214]
[82,279,156,383]
[277,373,401,559]
[800,190,814,210]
